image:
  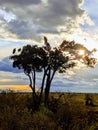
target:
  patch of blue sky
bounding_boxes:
[82,0,98,25]
[0,39,34,57]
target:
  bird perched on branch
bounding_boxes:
[18,48,21,52]
[44,36,51,51]
[13,48,16,54]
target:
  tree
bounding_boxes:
[10,38,97,107]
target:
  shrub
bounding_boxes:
[85,94,94,106]
[32,104,55,130]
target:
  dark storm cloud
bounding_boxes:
[8,20,59,36]
[36,0,84,27]
[8,20,34,39]
[0,0,84,39]
[0,0,41,5]
[6,18,59,39]
[49,0,83,16]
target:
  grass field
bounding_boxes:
[0,91,98,130]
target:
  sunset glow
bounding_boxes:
[0,0,98,92]
[78,50,85,56]
[0,85,31,91]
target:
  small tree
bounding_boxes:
[10,38,97,107]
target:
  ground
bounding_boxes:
[0,91,98,130]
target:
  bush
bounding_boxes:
[85,94,94,106]
[0,92,97,130]
[32,104,55,130]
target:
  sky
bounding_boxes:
[0,0,98,92]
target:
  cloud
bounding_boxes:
[31,0,84,28]
[0,0,41,5]
[0,57,22,73]
[0,0,98,92]
[0,0,89,41]
[0,56,98,92]
[0,71,28,85]
[72,65,98,82]
[0,39,32,59]
[0,0,96,51]
[0,9,16,22]
[0,57,29,85]
[82,0,98,22]
[77,12,94,26]
[8,20,38,39]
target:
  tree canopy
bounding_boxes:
[10,38,97,107]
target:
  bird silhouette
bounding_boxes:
[44,36,48,43]
[18,48,21,52]
[44,36,51,51]
[13,48,16,54]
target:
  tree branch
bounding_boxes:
[24,71,33,91]
[39,68,47,100]
[50,70,56,83]
[32,69,36,95]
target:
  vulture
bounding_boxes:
[13,48,16,54]
[44,36,51,51]
[18,48,21,52]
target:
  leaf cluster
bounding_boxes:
[10,45,48,74]
[10,40,97,75]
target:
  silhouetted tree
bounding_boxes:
[10,37,97,107]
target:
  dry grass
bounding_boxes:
[0,91,98,130]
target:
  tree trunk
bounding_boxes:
[44,70,56,107]
[32,70,36,93]
[45,82,51,107]
[39,69,47,104]
[44,67,51,106]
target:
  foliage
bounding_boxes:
[0,92,98,130]
[85,94,94,106]
[10,38,97,107]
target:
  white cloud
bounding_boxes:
[0,0,96,44]
[0,0,86,41]
[0,9,16,22]
[0,71,28,85]
[76,12,94,26]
